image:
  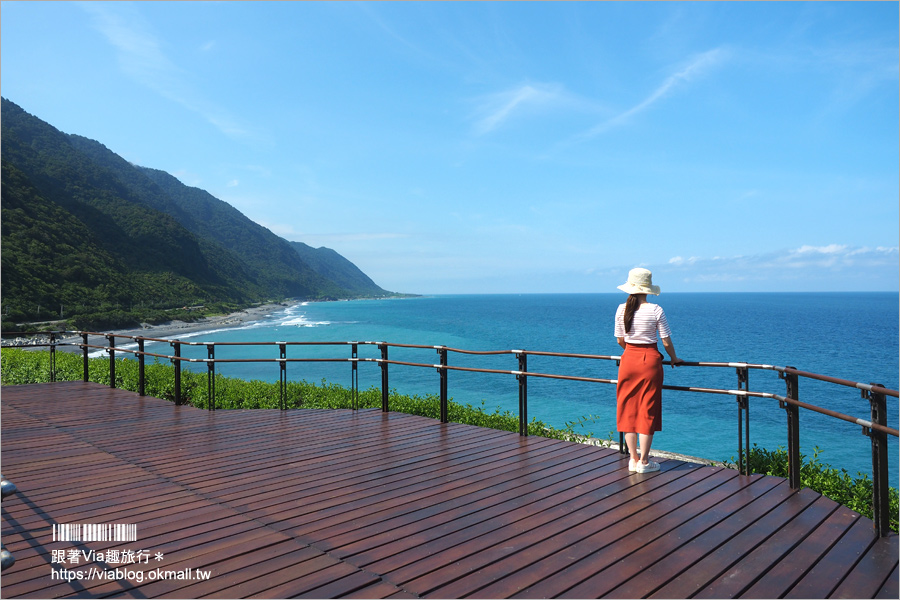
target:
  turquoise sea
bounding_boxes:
[141,292,899,488]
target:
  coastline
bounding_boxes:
[31,303,289,352]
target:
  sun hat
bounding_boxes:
[617,268,661,296]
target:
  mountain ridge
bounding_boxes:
[1,97,397,330]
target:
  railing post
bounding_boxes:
[49,331,57,383]
[1,474,17,571]
[206,344,216,411]
[171,341,182,405]
[380,343,389,412]
[438,347,448,423]
[279,343,287,410]
[615,355,627,456]
[517,352,528,436]
[865,383,890,537]
[351,343,359,411]
[736,366,750,475]
[137,338,146,397]
[781,368,801,490]
[107,335,116,389]
[81,333,89,382]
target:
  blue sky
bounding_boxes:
[2,1,898,294]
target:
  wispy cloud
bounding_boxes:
[471,82,595,136]
[78,2,251,140]
[578,47,728,139]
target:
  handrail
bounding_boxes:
[2,329,897,535]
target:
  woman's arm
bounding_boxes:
[617,337,626,350]
[661,336,683,367]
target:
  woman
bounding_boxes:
[614,268,682,473]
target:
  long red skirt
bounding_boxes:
[616,344,663,435]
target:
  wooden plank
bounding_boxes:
[406,461,712,597]
[694,494,840,598]
[874,563,899,599]
[434,466,739,599]
[341,451,627,571]
[278,440,588,541]
[830,533,899,599]
[647,486,821,598]
[326,446,621,559]
[339,581,418,599]
[785,511,881,598]
[2,382,895,599]
[741,505,863,599]
[362,458,655,582]
[552,472,778,599]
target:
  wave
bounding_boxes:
[278,316,332,327]
[274,303,331,328]
[85,303,338,357]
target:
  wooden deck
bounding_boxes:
[1,381,896,599]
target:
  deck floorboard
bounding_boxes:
[2,381,896,598]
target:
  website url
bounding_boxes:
[51,567,211,583]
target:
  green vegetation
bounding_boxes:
[0,348,590,441]
[4,347,895,532]
[724,444,898,532]
[1,97,394,331]
[2,303,253,336]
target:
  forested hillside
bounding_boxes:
[289,242,386,296]
[1,98,393,331]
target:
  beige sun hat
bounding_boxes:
[617,267,661,296]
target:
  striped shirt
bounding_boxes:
[614,302,672,345]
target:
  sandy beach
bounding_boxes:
[5,303,289,352]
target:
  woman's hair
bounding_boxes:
[624,294,642,333]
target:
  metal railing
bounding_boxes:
[3,330,898,536]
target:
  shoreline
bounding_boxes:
[8,303,290,352]
[107,302,288,340]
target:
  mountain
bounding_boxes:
[289,242,386,296]
[67,135,343,300]
[0,98,393,327]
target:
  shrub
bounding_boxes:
[725,444,898,532]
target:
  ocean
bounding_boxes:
[139,292,899,487]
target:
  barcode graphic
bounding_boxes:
[53,523,137,542]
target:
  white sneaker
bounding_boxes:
[627,458,638,472]
[636,460,660,473]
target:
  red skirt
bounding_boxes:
[616,344,663,435]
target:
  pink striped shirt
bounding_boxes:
[614,302,672,345]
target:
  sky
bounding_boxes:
[1,1,898,294]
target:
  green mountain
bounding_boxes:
[289,242,386,296]
[1,98,393,328]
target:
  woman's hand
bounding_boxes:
[661,337,682,367]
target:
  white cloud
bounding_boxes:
[648,245,899,291]
[794,244,847,255]
[579,47,728,138]
[669,256,700,265]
